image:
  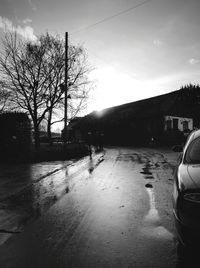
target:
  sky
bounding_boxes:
[0,0,200,115]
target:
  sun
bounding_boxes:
[89,66,147,112]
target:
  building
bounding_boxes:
[164,115,193,132]
[0,112,31,161]
[72,88,200,145]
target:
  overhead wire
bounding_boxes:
[70,0,151,35]
[69,0,151,66]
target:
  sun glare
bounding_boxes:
[90,66,148,112]
[89,66,181,113]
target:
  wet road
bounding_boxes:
[0,147,182,267]
[0,154,103,245]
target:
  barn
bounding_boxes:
[71,87,200,146]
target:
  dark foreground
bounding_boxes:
[0,147,195,267]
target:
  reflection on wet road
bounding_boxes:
[0,154,103,245]
[0,147,182,267]
[143,187,173,240]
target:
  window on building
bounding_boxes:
[173,118,178,130]
[183,121,189,131]
[166,120,172,130]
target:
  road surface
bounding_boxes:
[0,147,184,267]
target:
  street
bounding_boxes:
[0,147,181,267]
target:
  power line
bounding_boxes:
[71,0,151,35]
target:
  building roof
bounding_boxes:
[89,89,194,119]
[75,88,200,130]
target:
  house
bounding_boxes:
[66,117,84,142]
[0,112,31,160]
[72,87,200,145]
[164,115,193,132]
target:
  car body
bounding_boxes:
[173,129,200,246]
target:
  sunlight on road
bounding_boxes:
[143,187,174,240]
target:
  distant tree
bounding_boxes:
[0,32,93,147]
[179,83,200,128]
[180,83,200,104]
[180,83,200,90]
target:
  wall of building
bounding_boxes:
[164,115,193,132]
[0,113,31,162]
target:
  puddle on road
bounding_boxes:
[88,167,94,174]
[140,163,153,177]
[65,186,70,193]
[145,183,153,188]
[142,187,173,240]
[140,171,152,175]
[144,187,159,223]
[145,176,154,179]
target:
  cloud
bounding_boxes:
[189,58,200,65]
[0,16,37,41]
[23,18,32,24]
[16,25,36,41]
[153,39,163,46]
[28,0,37,11]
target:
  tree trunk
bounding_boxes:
[34,123,40,148]
[47,112,53,146]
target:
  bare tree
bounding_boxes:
[0,81,10,113]
[0,32,54,147]
[43,39,93,143]
[0,31,93,147]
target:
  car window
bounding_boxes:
[185,137,200,164]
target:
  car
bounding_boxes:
[173,129,200,247]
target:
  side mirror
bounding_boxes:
[172,145,183,152]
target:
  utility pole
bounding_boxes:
[64,32,68,145]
